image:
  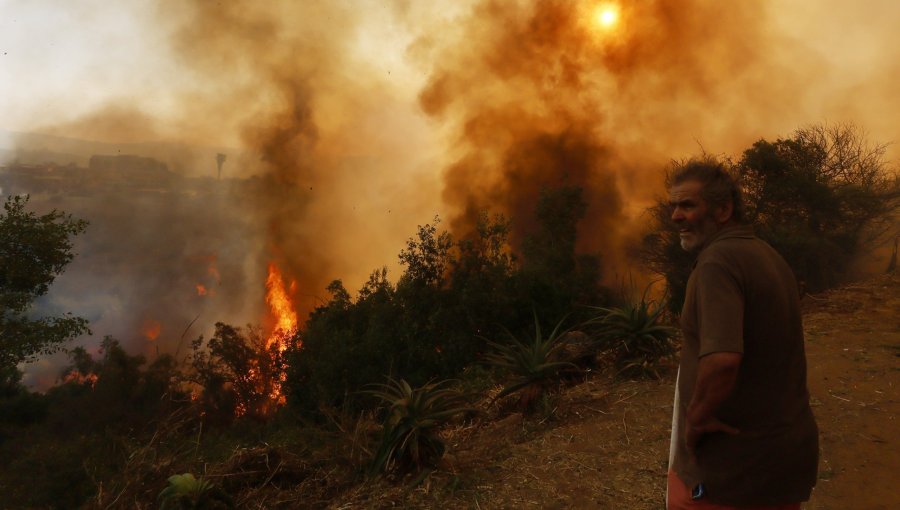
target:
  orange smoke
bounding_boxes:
[142,319,161,341]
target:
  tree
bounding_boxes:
[638,123,900,310]
[519,186,605,324]
[0,195,89,387]
[737,124,900,291]
[190,323,292,421]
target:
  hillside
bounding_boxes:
[3,275,895,509]
[327,273,899,509]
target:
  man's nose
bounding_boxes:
[671,207,683,222]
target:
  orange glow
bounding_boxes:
[196,283,208,296]
[265,262,299,351]
[594,3,620,29]
[208,263,221,283]
[64,370,98,388]
[243,261,299,415]
[143,319,161,341]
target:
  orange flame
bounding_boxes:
[265,262,298,351]
[254,261,299,412]
[196,283,208,296]
[63,370,99,388]
[143,319,161,341]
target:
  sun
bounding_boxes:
[594,3,620,29]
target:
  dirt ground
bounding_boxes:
[334,274,899,509]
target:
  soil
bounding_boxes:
[333,274,899,509]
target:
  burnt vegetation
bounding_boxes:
[0,125,897,508]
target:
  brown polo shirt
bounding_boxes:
[671,225,819,506]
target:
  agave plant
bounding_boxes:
[588,289,677,379]
[482,313,576,411]
[366,378,474,475]
[157,473,233,510]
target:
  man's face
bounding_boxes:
[668,180,721,252]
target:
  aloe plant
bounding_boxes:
[157,473,233,510]
[588,289,676,379]
[367,378,474,475]
[483,313,576,411]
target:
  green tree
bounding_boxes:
[519,186,605,324]
[737,124,900,291]
[0,195,89,387]
[638,123,900,311]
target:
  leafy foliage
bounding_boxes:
[286,189,610,414]
[519,186,606,324]
[158,473,233,510]
[483,313,575,411]
[190,323,292,422]
[737,124,899,292]
[639,124,900,311]
[588,291,677,379]
[366,378,473,475]
[0,194,89,384]
[0,337,186,509]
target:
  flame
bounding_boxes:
[63,370,98,388]
[196,283,208,296]
[143,319,161,341]
[246,261,298,414]
[208,262,221,283]
[265,262,298,351]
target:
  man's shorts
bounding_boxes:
[667,470,802,510]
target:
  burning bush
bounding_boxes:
[190,323,295,422]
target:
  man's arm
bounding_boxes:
[685,352,742,454]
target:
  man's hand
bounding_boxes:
[685,416,740,460]
[684,351,742,461]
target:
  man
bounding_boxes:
[666,158,819,509]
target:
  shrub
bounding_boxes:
[483,314,575,411]
[366,378,474,475]
[588,290,676,379]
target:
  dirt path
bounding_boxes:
[335,275,899,509]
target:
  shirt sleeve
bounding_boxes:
[695,261,744,357]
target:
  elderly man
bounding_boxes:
[665,158,819,509]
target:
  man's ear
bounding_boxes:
[714,200,734,224]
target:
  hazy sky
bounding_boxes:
[2,0,899,156]
[3,0,899,291]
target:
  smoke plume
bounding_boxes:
[7,0,900,387]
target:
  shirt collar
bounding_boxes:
[703,224,755,248]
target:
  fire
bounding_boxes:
[247,261,299,414]
[63,370,98,388]
[196,283,208,296]
[143,319,161,341]
[265,262,298,351]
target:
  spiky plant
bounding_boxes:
[366,378,474,476]
[157,473,233,510]
[482,313,576,411]
[588,289,677,379]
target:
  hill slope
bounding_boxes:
[334,274,899,509]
